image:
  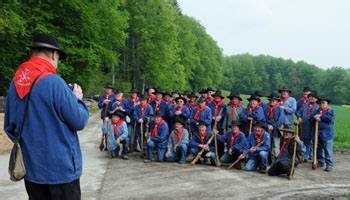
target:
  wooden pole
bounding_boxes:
[312,121,319,170]
[140,121,144,158]
[288,124,299,180]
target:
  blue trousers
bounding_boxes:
[245,151,268,171]
[220,149,240,164]
[167,144,188,162]
[317,139,333,168]
[147,140,166,162]
[302,137,313,160]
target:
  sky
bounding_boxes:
[177,0,350,69]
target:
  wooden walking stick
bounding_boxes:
[227,138,266,169]
[212,107,224,167]
[130,122,137,153]
[312,121,319,170]
[190,134,215,165]
[99,104,109,151]
[140,121,144,158]
[248,119,253,134]
[288,123,299,180]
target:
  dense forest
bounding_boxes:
[0,0,349,104]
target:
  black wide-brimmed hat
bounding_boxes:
[307,90,319,99]
[198,121,207,127]
[199,88,207,94]
[189,92,198,99]
[130,87,138,93]
[279,125,295,135]
[112,110,126,119]
[175,96,187,104]
[104,84,114,89]
[206,87,215,92]
[278,86,292,93]
[227,91,242,101]
[267,92,280,101]
[230,120,242,128]
[154,111,163,118]
[253,121,266,129]
[213,90,224,99]
[30,33,67,60]
[303,87,311,92]
[197,97,206,104]
[175,115,188,126]
[163,92,171,97]
[146,87,157,94]
[139,94,147,101]
[114,89,123,94]
[247,94,261,102]
[171,90,180,95]
[319,97,331,104]
[252,91,263,97]
[155,90,163,95]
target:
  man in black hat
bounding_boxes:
[150,90,169,122]
[217,121,246,167]
[208,90,227,156]
[296,90,319,161]
[268,126,306,177]
[124,87,139,151]
[132,94,154,152]
[223,91,245,131]
[199,88,208,99]
[188,92,198,112]
[240,94,266,136]
[169,96,190,130]
[5,33,88,199]
[146,87,157,103]
[144,111,169,163]
[278,86,297,127]
[243,122,271,173]
[252,91,267,112]
[102,110,129,159]
[206,87,215,103]
[190,96,212,132]
[297,87,311,113]
[108,89,127,116]
[313,97,335,172]
[166,115,190,164]
[265,92,284,160]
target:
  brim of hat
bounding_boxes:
[247,97,261,102]
[214,95,224,99]
[175,97,187,104]
[30,44,67,60]
[228,96,242,101]
[279,128,295,133]
[278,89,292,93]
[268,97,280,101]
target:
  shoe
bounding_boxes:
[121,155,129,160]
[111,150,118,158]
[234,163,242,170]
[259,168,267,174]
[325,166,333,172]
[318,163,325,168]
[144,159,152,163]
[178,160,186,164]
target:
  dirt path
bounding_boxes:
[1,112,349,199]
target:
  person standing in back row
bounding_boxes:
[4,33,89,200]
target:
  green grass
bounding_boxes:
[221,90,350,149]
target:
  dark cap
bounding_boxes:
[278,86,292,93]
[227,91,242,101]
[30,33,67,60]
[154,111,163,118]
[112,110,126,119]
[197,97,206,104]
[247,94,261,102]
[267,92,280,101]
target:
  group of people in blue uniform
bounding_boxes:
[98,85,336,176]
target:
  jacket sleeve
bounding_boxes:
[240,109,248,123]
[180,130,190,145]
[167,132,174,149]
[204,108,212,126]
[251,108,266,123]
[98,95,105,109]
[273,108,284,130]
[181,107,191,119]
[231,134,246,153]
[321,109,335,123]
[256,133,271,152]
[119,122,129,141]
[283,98,297,114]
[151,124,168,143]
[189,136,200,148]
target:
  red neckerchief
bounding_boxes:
[228,101,242,120]
[163,98,171,104]
[13,57,56,99]
[319,106,330,115]
[189,99,197,110]
[280,95,290,105]
[254,130,265,143]
[307,102,317,116]
[129,96,139,105]
[176,104,184,112]
[206,96,213,103]
[212,98,225,116]
[230,131,241,147]
[152,119,164,137]
[139,103,149,117]
[267,103,279,119]
[199,130,207,144]
[194,105,208,120]
[113,119,124,137]
[301,96,308,106]
[278,138,291,159]
[248,104,260,113]
[174,128,184,143]
[154,100,161,112]
[147,94,156,103]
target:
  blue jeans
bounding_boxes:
[245,151,268,171]
[220,150,240,164]
[147,140,166,162]
[317,139,333,168]
[108,130,129,156]
[111,139,129,157]
[302,137,313,160]
[271,137,280,160]
[167,144,188,162]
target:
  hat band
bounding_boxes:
[31,42,60,50]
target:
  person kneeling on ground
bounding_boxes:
[102,110,129,159]
[268,126,306,176]
[217,121,246,169]
[242,122,271,173]
[144,111,169,163]
[166,115,189,164]
[189,121,216,165]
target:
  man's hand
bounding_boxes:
[215,115,222,121]
[166,150,171,158]
[247,117,253,121]
[238,154,245,160]
[228,148,233,155]
[138,118,144,123]
[104,117,109,122]
[73,84,83,100]
[295,134,301,143]
[314,114,321,121]
[115,138,120,145]
[298,118,303,124]
[279,105,285,110]
[103,99,111,105]
[268,125,273,131]
[249,147,256,153]
[175,111,181,115]
[213,130,219,135]
[200,144,209,151]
